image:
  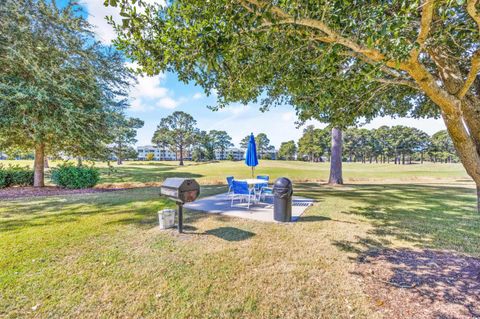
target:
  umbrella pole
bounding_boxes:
[251,166,254,178]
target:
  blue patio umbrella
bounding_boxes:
[245,133,258,177]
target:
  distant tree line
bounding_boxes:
[151,112,279,165]
[277,125,458,164]
[151,111,234,165]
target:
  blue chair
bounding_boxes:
[256,175,272,201]
[231,180,256,209]
[255,175,269,191]
[226,176,234,194]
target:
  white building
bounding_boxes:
[137,145,178,161]
[214,147,245,161]
[137,145,247,161]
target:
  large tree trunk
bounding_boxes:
[34,143,45,187]
[179,145,184,166]
[328,127,343,185]
[477,185,480,214]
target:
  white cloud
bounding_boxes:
[82,0,165,44]
[192,92,203,100]
[219,104,250,116]
[128,74,186,111]
[157,97,181,109]
[282,111,295,122]
[131,75,168,99]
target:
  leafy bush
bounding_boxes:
[51,164,100,189]
[0,165,34,188]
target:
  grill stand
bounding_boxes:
[177,203,183,233]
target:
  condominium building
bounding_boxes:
[214,147,245,161]
[137,145,178,161]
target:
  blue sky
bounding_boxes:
[74,0,445,148]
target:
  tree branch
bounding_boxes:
[467,0,480,33]
[410,0,435,62]
[458,50,480,98]
[374,78,419,90]
[240,0,407,70]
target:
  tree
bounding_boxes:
[429,130,458,163]
[191,130,214,162]
[0,0,133,187]
[278,140,297,160]
[110,0,480,211]
[145,152,155,161]
[240,136,250,149]
[297,126,329,162]
[240,133,271,159]
[151,111,197,165]
[209,130,234,159]
[111,116,144,165]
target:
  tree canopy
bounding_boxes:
[278,140,297,160]
[151,111,197,165]
[110,115,144,165]
[0,0,134,186]
[109,0,480,210]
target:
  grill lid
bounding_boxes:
[162,178,199,191]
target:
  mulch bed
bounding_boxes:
[0,186,126,200]
[354,248,480,319]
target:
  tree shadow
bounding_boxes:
[204,226,255,241]
[353,248,480,318]
[99,166,204,184]
[292,182,480,318]
[294,182,479,253]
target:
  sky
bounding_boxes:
[75,0,446,149]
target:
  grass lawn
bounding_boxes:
[1,161,479,318]
[1,159,470,186]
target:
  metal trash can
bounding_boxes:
[273,177,293,222]
[158,209,176,229]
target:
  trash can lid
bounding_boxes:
[273,177,292,189]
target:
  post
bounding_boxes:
[177,203,183,233]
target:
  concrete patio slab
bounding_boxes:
[184,193,314,222]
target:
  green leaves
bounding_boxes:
[0,0,134,162]
[151,111,198,164]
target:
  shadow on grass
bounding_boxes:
[204,226,256,241]
[295,182,479,253]
[293,182,480,318]
[353,248,480,318]
[99,166,204,184]
[0,184,231,233]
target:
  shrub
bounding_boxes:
[0,168,10,188]
[0,165,34,188]
[51,164,100,189]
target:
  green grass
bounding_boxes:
[0,160,478,318]
[1,159,470,186]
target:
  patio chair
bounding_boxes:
[231,180,256,209]
[255,175,269,191]
[226,176,234,194]
[255,175,271,201]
